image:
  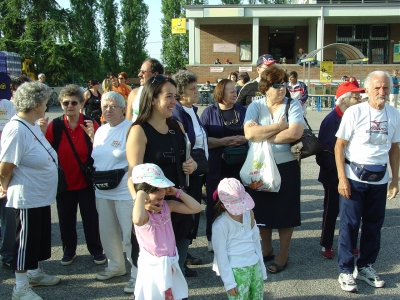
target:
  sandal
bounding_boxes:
[263,248,275,262]
[267,260,288,274]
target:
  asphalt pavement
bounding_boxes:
[0,103,399,299]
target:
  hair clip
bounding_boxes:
[212,189,218,201]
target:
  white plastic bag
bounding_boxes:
[240,141,281,192]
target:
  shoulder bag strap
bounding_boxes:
[13,119,57,166]
[285,98,314,131]
[169,128,186,190]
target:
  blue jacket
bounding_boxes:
[287,80,308,103]
[200,103,247,180]
[171,101,206,149]
[316,106,342,189]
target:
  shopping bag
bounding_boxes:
[240,141,281,193]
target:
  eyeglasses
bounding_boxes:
[151,74,166,84]
[271,83,287,89]
[101,105,120,110]
[62,101,79,106]
[138,69,152,74]
[219,107,239,126]
[351,96,361,100]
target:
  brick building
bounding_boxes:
[184,0,400,83]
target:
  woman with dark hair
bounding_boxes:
[200,79,248,252]
[82,79,102,124]
[44,84,105,267]
[228,72,238,83]
[237,72,250,95]
[172,70,208,276]
[126,75,198,279]
[244,66,304,273]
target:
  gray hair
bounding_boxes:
[364,71,392,91]
[172,70,198,97]
[59,84,84,103]
[13,82,52,113]
[101,91,125,108]
[38,73,45,79]
[335,91,351,106]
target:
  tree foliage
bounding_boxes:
[221,0,243,4]
[120,0,149,77]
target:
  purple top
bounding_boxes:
[134,201,176,257]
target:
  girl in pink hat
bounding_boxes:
[131,163,202,300]
[212,178,267,299]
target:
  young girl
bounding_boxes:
[212,178,267,299]
[131,163,202,300]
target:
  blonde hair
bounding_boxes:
[102,78,113,93]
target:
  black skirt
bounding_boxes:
[246,160,301,229]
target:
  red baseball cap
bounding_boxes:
[336,81,365,99]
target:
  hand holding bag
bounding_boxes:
[285,98,323,161]
[240,141,281,192]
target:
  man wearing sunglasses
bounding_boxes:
[237,54,278,107]
[335,71,400,293]
[125,58,164,121]
[107,72,130,101]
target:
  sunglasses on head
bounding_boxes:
[62,100,79,106]
[271,82,286,89]
[151,74,166,84]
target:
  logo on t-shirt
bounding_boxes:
[368,120,388,134]
[111,140,121,147]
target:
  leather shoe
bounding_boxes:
[186,253,202,265]
[184,265,198,277]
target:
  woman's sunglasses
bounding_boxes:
[62,100,79,106]
[271,82,287,89]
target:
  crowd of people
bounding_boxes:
[0,58,398,300]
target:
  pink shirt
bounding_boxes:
[134,201,176,257]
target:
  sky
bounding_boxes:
[57,0,222,63]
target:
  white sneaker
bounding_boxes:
[12,284,43,300]
[123,277,136,293]
[338,273,358,292]
[96,268,126,280]
[354,264,385,288]
[207,241,213,252]
[27,269,61,286]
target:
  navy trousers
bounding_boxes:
[0,197,15,264]
[338,179,387,274]
[320,185,340,248]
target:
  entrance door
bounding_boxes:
[268,27,295,63]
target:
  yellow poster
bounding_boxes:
[394,44,400,63]
[320,61,333,82]
[171,18,186,34]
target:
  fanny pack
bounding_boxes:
[346,159,387,182]
[222,146,248,165]
[92,166,128,190]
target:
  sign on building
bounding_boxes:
[320,61,333,83]
[171,18,186,34]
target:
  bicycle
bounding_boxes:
[49,91,59,106]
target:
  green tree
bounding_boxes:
[99,0,120,75]
[221,0,242,4]
[70,0,102,81]
[161,0,207,71]
[120,0,149,77]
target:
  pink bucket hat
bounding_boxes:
[131,163,174,188]
[217,178,255,216]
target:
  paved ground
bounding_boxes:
[1,104,400,299]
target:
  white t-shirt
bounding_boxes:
[336,102,400,184]
[132,86,143,122]
[92,119,133,200]
[0,115,58,209]
[0,99,17,150]
[182,106,209,159]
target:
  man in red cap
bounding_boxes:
[316,81,364,262]
[237,54,278,107]
[335,71,400,292]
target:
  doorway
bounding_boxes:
[268,27,295,63]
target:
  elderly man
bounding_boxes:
[316,82,364,260]
[125,58,163,121]
[237,54,277,107]
[37,73,47,85]
[335,71,400,292]
[389,69,399,108]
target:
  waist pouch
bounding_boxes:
[222,146,248,165]
[349,161,387,182]
[92,167,128,190]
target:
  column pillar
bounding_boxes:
[252,18,259,65]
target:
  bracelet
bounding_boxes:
[176,189,183,199]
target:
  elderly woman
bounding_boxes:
[200,79,248,252]
[244,66,304,273]
[91,91,136,293]
[126,75,198,277]
[82,79,102,124]
[0,82,60,300]
[44,84,105,267]
[172,70,208,275]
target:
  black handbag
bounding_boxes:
[285,99,323,161]
[190,148,208,176]
[92,167,128,190]
[222,146,248,165]
[13,120,68,194]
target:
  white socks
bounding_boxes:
[27,268,40,277]
[15,272,28,289]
